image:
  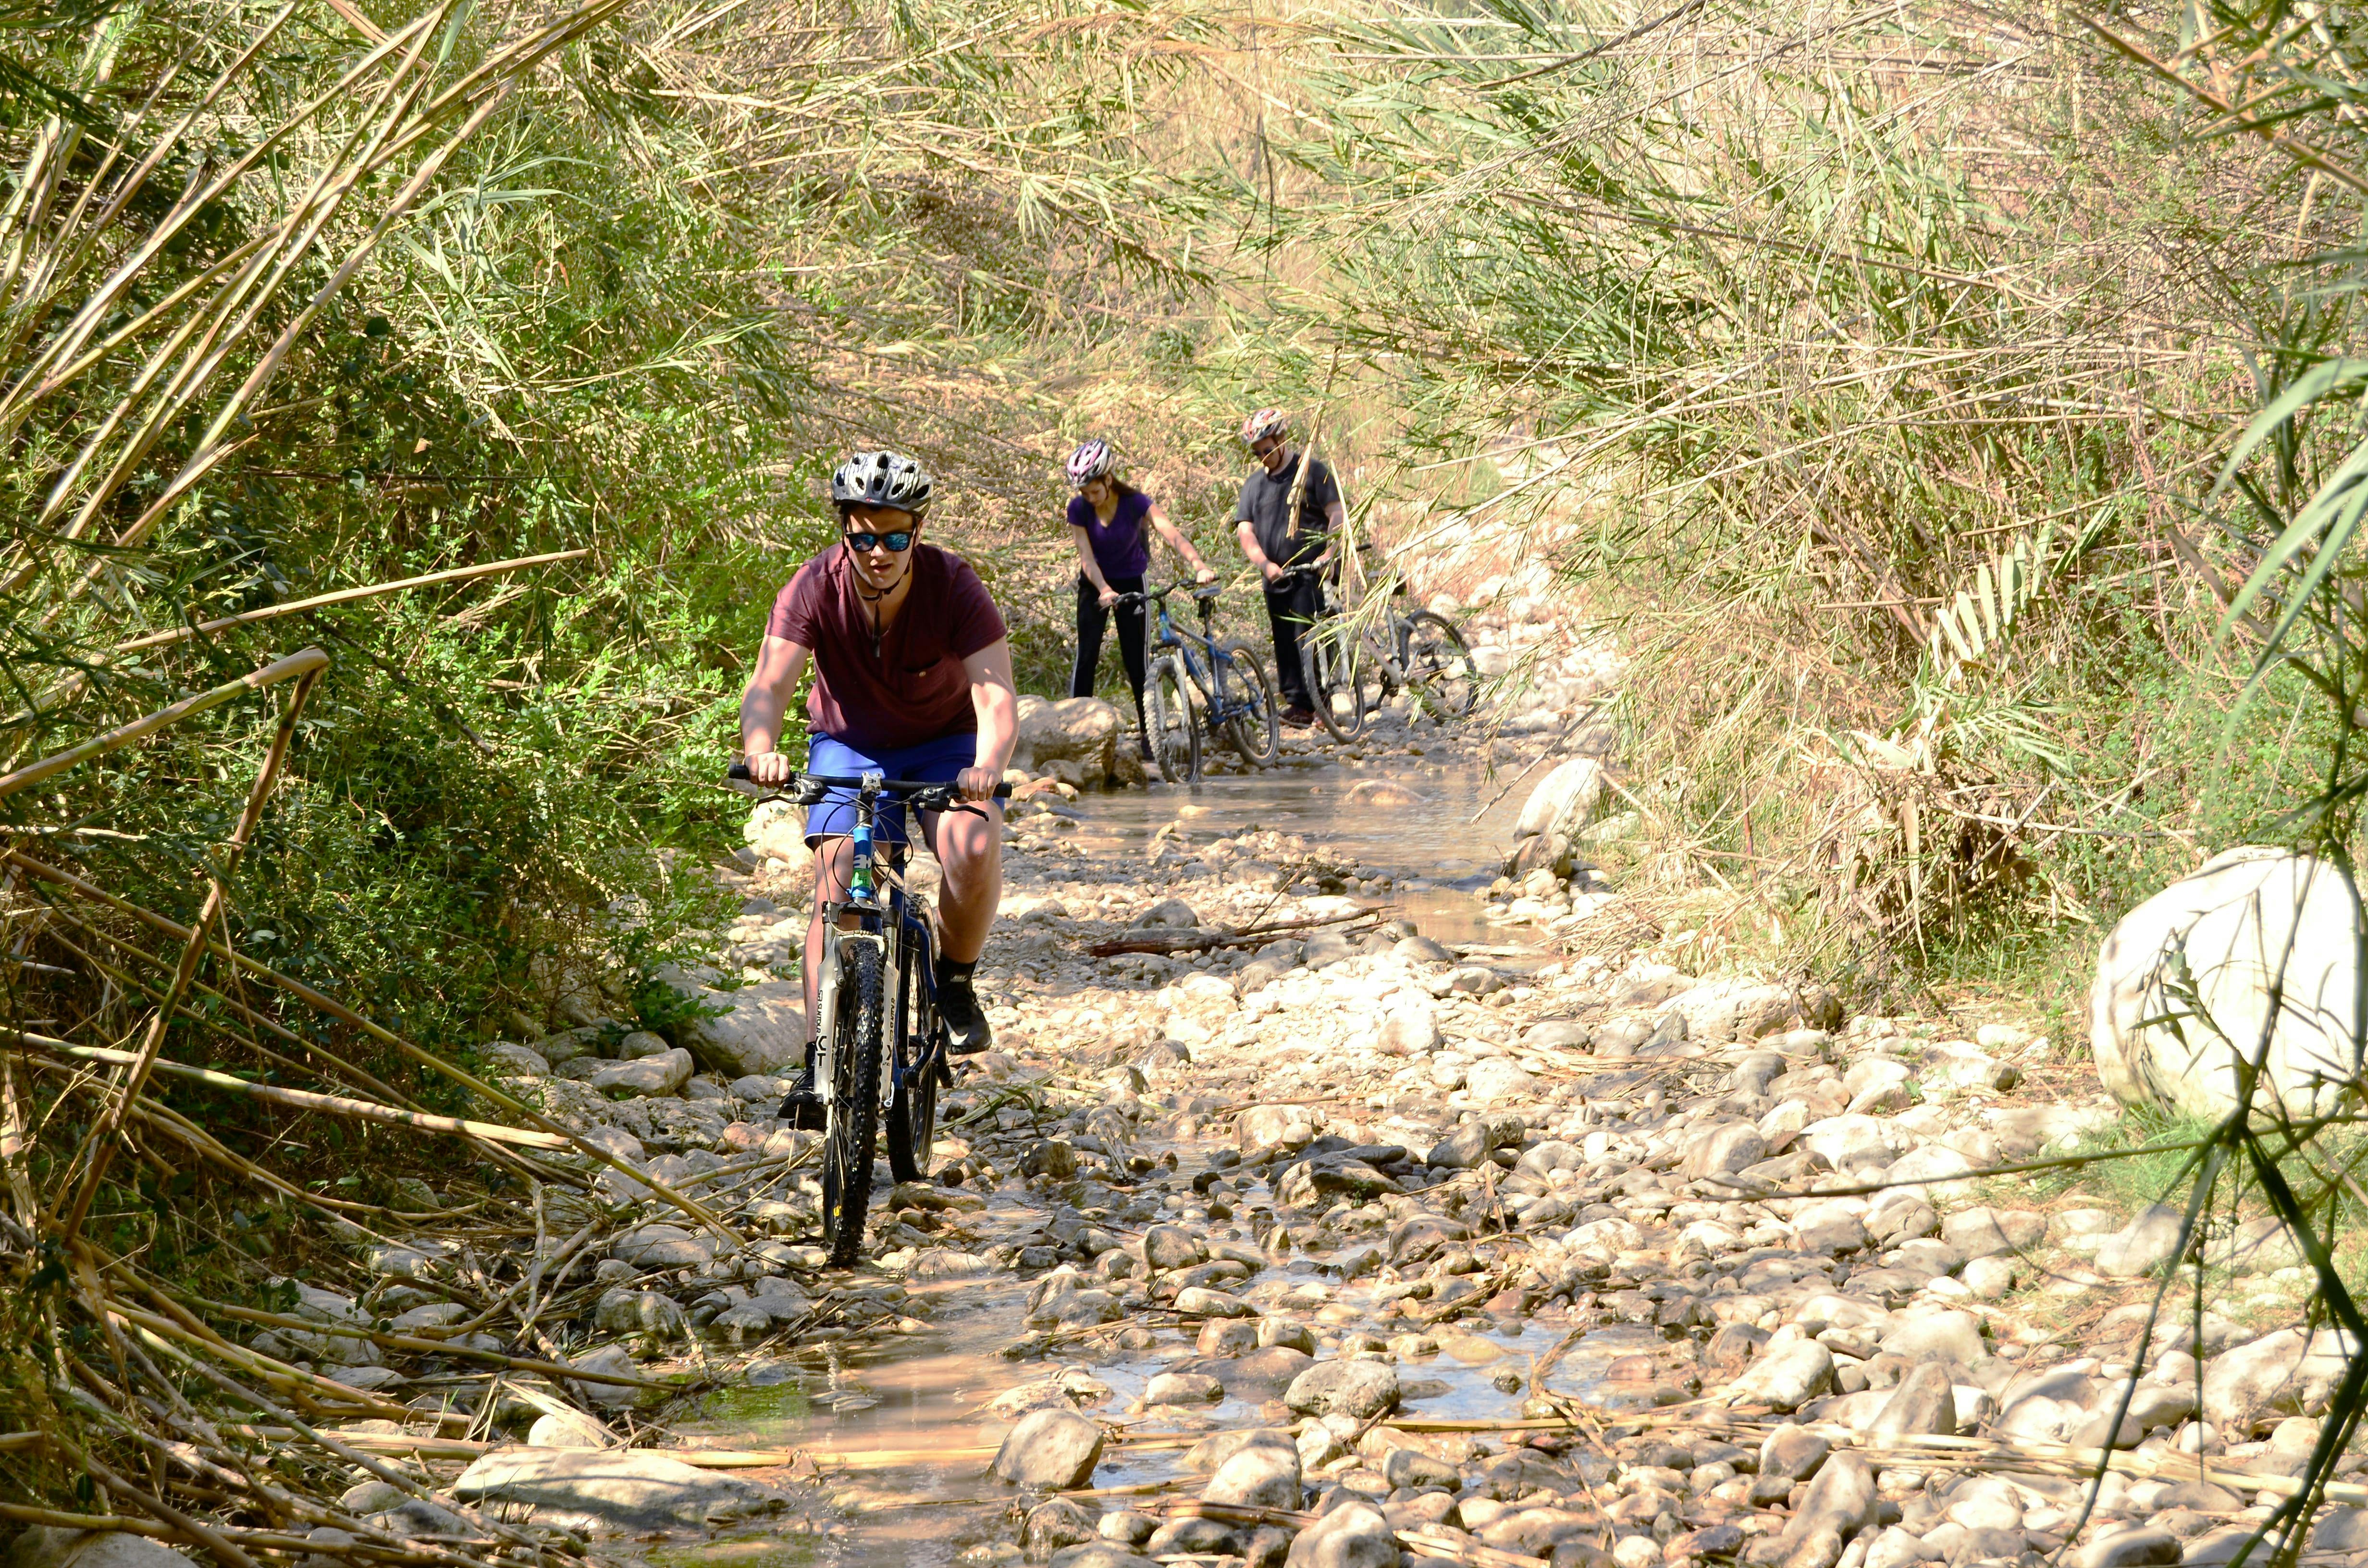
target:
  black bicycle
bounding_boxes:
[1281,564,1479,739]
[727,761,1011,1266]
[1112,582,1279,784]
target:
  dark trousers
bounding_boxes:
[1263,573,1321,709]
[1073,573,1148,735]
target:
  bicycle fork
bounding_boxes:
[817,771,890,1114]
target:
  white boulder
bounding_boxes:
[2091,848,2362,1119]
[1515,758,1604,840]
[688,979,807,1079]
[1011,696,1136,787]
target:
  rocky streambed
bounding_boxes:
[88,600,2364,1568]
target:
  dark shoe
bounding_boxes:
[937,960,993,1055]
[777,1051,826,1130]
[1281,706,1318,729]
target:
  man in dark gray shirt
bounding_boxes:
[1233,407,1348,727]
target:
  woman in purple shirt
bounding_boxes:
[1065,439,1215,749]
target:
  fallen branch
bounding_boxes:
[182,1300,675,1387]
[20,1037,577,1149]
[243,1429,803,1468]
[7,850,743,1247]
[1087,905,1380,957]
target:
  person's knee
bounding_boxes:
[938,821,1001,877]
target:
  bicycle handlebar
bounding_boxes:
[726,761,1014,804]
[1110,582,1223,608]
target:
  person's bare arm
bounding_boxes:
[740,636,811,785]
[960,639,1019,798]
[1315,498,1350,571]
[1151,503,1215,582]
[1237,519,1282,583]
[1073,526,1118,605]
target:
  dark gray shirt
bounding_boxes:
[1235,453,1341,568]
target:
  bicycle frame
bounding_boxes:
[810,773,942,1120]
[1148,591,1257,727]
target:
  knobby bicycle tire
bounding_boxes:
[1401,609,1479,718]
[886,921,938,1184]
[1146,653,1201,783]
[1217,638,1280,763]
[1305,619,1368,741]
[822,938,885,1267]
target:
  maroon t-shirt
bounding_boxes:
[766,543,1007,752]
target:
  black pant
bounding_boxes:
[1263,573,1321,710]
[1073,573,1148,734]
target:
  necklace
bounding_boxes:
[848,546,911,659]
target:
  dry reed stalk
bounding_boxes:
[5,850,741,1240]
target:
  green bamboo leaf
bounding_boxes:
[1937,598,1975,662]
[2211,357,2368,500]
[2222,436,2368,636]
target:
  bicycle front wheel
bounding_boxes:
[821,938,885,1267]
[1307,620,1370,742]
[1217,639,1280,764]
[887,926,938,1184]
[1401,610,1479,719]
[1146,654,1201,784]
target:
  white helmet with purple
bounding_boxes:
[1065,438,1116,487]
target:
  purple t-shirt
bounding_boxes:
[1068,490,1153,578]
[766,544,1007,752]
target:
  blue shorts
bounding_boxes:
[802,731,980,847]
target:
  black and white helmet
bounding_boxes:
[830,449,933,513]
[1065,439,1116,487]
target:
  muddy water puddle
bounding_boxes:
[671,741,1577,1565]
[680,1271,1668,1566]
[1058,742,1542,952]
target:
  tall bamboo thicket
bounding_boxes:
[0,0,1234,1545]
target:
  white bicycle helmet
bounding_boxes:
[1240,407,1288,445]
[830,449,933,513]
[1066,439,1116,487]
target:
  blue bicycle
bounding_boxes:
[727,762,1011,1266]
[1114,582,1279,784]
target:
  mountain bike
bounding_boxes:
[1112,582,1279,784]
[726,762,1011,1267]
[1281,565,1479,738]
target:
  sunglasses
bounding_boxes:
[843,529,914,553]
[1251,437,1284,456]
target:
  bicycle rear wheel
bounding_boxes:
[1307,620,1372,741]
[886,924,939,1184]
[1217,639,1280,764]
[1400,610,1479,718]
[1145,654,1201,783]
[821,938,885,1267]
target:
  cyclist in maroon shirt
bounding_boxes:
[741,450,1016,1125]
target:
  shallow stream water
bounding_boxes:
[671,741,1585,1566]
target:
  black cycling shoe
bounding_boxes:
[937,961,993,1055]
[777,1049,826,1130]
